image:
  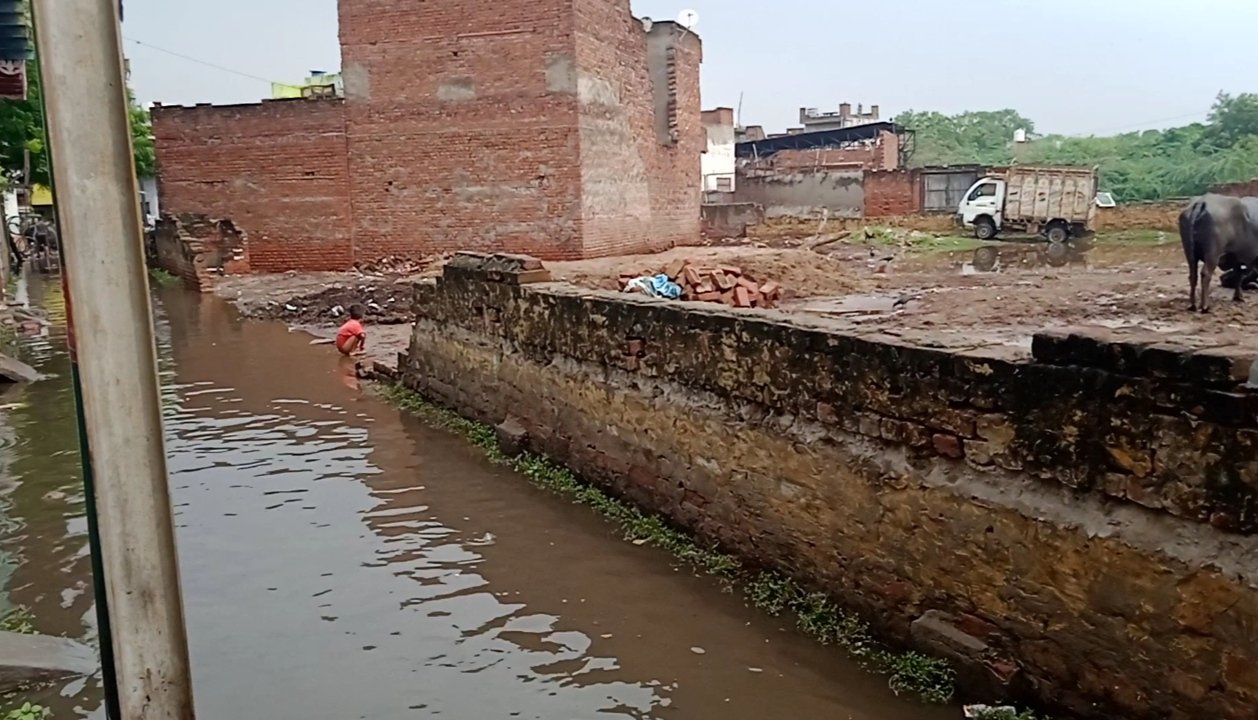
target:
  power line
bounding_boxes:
[122,36,300,89]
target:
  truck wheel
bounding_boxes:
[1046,240,1069,267]
[1046,223,1069,244]
[974,217,997,241]
[973,246,998,272]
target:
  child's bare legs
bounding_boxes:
[337,355,361,392]
[336,335,365,356]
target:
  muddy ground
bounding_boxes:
[215,228,1258,367]
[214,270,431,368]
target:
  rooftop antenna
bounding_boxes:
[678,9,699,32]
[736,91,744,127]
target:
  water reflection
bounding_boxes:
[0,276,100,718]
[0,283,952,720]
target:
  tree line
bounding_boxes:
[0,5,153,190]
[896,93,1258,202]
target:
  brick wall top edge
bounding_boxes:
[151,97,345,113]
[416,275,1258,532]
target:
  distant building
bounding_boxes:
[701,108,736,193]
[792,102,881,133]
[736,121,906,172]
[735,125,766,143]
[271,71,343,99]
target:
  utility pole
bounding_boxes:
[29,1,195,718]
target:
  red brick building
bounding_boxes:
[1211,177,1258,197]
[153,0,703,271]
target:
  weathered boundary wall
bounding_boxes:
[736,165,984,221]
[864,169,917,217]
[733,169,864,218]
[401,255,1258,720]
[748,213,957,242]
[700,202,762,238]
[152,98,352,272]
[151,214,250,292]
[1211,178,1258,197]
[1095,200,1182,233]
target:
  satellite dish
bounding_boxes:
[641,16,654,32]
[677,9,699,30]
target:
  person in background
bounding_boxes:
[335,304,368,356]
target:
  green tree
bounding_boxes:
[899,102,1258,203]
[0,50,47,186]
[129,88,155,178]
[895,109,1035,166]
[1203,91,1258,149]
[0,18,153,188]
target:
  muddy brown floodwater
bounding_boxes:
[0,278,956,720]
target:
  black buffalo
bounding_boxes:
[1179,194,1258,312]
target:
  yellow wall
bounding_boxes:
[30,184,52,207]
[270,73,342,100]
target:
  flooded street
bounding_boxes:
[0,280,953,720]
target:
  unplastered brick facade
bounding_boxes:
[152,0,703,271]
[152,99,352,272]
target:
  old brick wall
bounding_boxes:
[763,147,875,171]
[748,130,900,173]
[1094,200,1182,232]
[338,0,587,261]
[864,169,918,217]
[401,258,1258,720]
[151,214,250,292]
[573,10,701,257]
[154,0,703,270]
[152,99,352,272]
[1211,178,1258,197]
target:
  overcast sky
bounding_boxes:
[123,0,1258,136]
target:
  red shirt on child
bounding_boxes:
[335,319,365,352]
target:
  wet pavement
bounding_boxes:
[0,279,955,720]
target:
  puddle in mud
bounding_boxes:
[791,293,921,320]
[0,280,955,720]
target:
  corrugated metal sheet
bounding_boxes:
[0,1,29,61]
[922,170,978,212]
[735,122,904,159]
[999,166,1096,223]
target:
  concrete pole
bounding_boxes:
[29,1,195,718]
[0,214,9,296]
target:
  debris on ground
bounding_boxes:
[255,281,413,325]
[619,258,783,309]
[352,254,447,276]
[962,704,1019,719]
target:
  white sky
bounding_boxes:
[122,0,1258,136]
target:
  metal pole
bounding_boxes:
[30,1,195,718]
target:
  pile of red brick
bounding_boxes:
[619,258,783,309]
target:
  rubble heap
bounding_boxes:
[619,258,783,309]
[353,254,449,276]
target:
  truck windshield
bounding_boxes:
[969,183,996,201]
